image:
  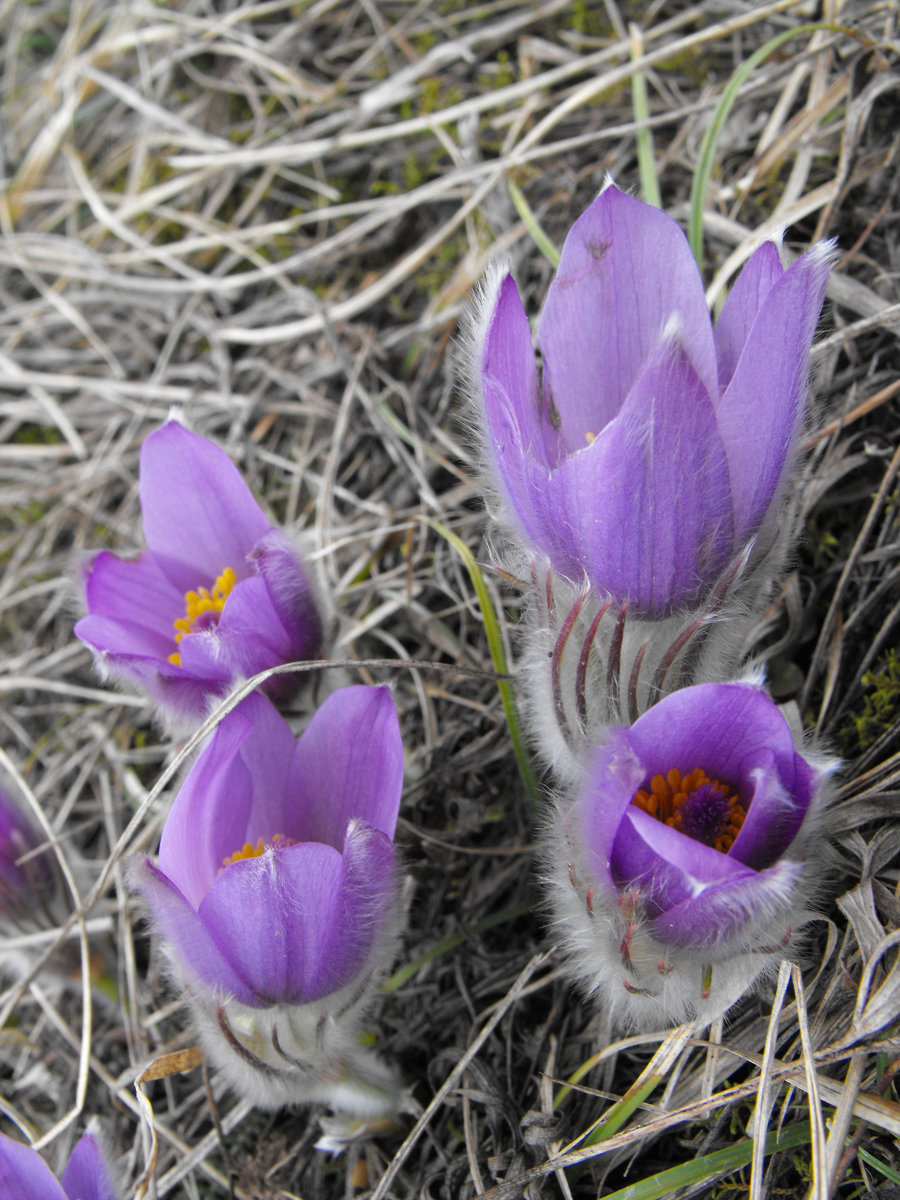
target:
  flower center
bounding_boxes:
[220,833,295,871]
[168,566,237,666]
[631,767,746,853]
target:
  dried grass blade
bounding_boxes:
[688,22,832,265]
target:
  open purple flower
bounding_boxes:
[475,183,830,617]
[548,680,830,1028]
[129,685,404,1110]
[75,420,324,724]
[0,1128,118,1200]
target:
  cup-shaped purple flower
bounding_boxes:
[75,420,324,725]
[129,685,405,1111]
[472,182,830,617]
[547,679,831,1029]
[0,1127,118,1200]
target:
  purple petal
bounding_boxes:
[714,242,784,389]
[728,748,812,870]
[287,686,403,847]
[198,825,396,1006]
[159,693,294,906]
[578,728,647,895]
[251,529,324,663]
[128,856,259,1006]
[535,338,733,612]
[649,856,802,949]
[537,184,718,453]
[482,273,558,465]
[611,806,752,912]
[77,551,183,658]
[139,422,271,594]
[0,1134,68,1200]
[480,377,557,566]
[626,682,797,793]
[73,621,225,718]
[174,543,322,706]
[180,576,292,678]
[60,1131,118,1200]
[147,669,229,717]
[74,548,233,707]
[74,612,174,667]
[716,246,830,539]
[481,276,561,547]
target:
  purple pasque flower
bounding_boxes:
[0,781,59,935]
[129,685,404,1110]
[548,679,830,1029]
[0,778,98,991]
[75,420,324,724]
[0,1127,118,1200]
[475,182,830,617]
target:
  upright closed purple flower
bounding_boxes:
[547,680,831,1029]
[467,183,830,776]
[75,420,324,725]
[129,685,404,1112]
[0,1127,119,1200]
[475,182,829,615]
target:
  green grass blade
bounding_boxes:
[427,517,541,809]
[570,1024,697,1150]
[508,179,560,267]
[858,1147,900,1185]
[554,1045,610,1111]
[688,23,829,266]
[601,1121,812,1200]
[381,901,532,992]
[581,1076,659,1145]
[630,24,660,208]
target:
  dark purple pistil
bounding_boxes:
[678,785,734,848]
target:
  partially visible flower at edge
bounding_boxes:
[470,181,831,618]
[0,778,71,948]
[128,684,405,1114]
[546,678,833,1030]
[75,420,324,726]
[0,1126,119,1200]
[1,780,51,918]
[0,776,108,993]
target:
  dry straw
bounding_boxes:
[1,0,898,1196]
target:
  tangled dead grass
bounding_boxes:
[1,1,899,1196]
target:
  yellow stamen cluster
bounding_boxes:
[631,766,746,853]
[220,833,290,871]
[168,566,237,665]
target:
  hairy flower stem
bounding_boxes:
[523,560,753,783]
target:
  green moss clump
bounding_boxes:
[805,512,842,567]
[841,648,900,756]
[569,0,609,36]
[12,423,60,445]
[478,50,515,91]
